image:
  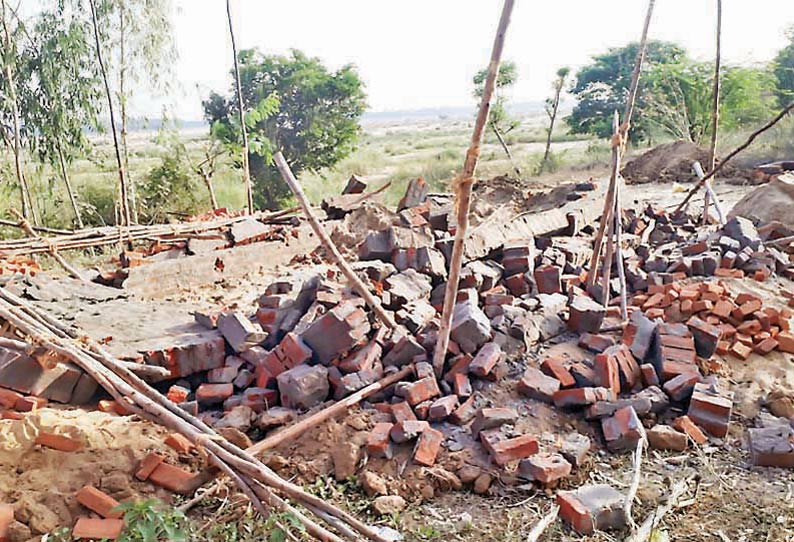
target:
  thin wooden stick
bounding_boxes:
[693,162,726,225]
[704,0,723,224]
[247,364,414,457]
[0,219,73,235]
[587,0,655,290]
[614,175,628,320]
[525,505,559,542]
[675,100,794,214]
[432,0,515,378]
[273,152,397,331]
[601,113,621,306]
[226,0,253,215]
[9,209,87,283]
[624,477,693,542]
[624,436,647,531]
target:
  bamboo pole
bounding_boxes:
[88,0,132,230]
[273,152,397,330]
[675,101,794,214]
[693,161,725,225]
[0,288,389,542]
[703,0,722,224]
[226,0,254,215]
[614,168,629,320]
[601,113,621,307]
[432,0,515,378]
[586,0,655,290]
[247,364,414,457]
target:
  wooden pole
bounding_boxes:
[586,0,655,290]
[246,364,414,457]
[273,152,398,330]
[226,0,254,215]
[675,100,794,214]
[704,0,722,224]
[601,112,621,306]
[693,161,725,225]
[614,167,629,320]
[88,0,131,230]
[431,0,515,378]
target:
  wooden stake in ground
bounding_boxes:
[226,0,254,215]
[703,0,722,224]
[273,152,398,330]
[675,100,794,214]
[431,0,515,378]
[586,0,655,290]
[88,0,132,229]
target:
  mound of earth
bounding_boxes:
[729,173,794,228]
[622,140,751,185]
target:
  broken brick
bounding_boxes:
[470,407,517,438]
[277,364,329,410]
[76,486,122,519]
[748,425,794,467]
[35,432,82,452]
[404,376,440,406]
[367,422,394,458]
[578,333,616,353]
[147,461,198,494]
[519,452,571,485]
[553,387,615,408]
[687,382,733,438]
[663,372,700,401]
[390,420,429,443]
[601,406,645,452]
[557,484,626,534]
[72,518,125,541]
[469,343,504,377]
[541,357,576,388]
[672,415,708,444]
[486,434,539,466]
[534,265,561,294]
[647,424,688,452]
[135,453,165,481]
[517,367,560,403]
[568,295,606,333]
[413,427,443,467]
[195,383,234,405]
[428,396,459,421]
[164,433,194,454]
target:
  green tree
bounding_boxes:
[473,60,520,174]
[643,60,776,143]
[203,49,367,210]
[773,25,794,106]
[23,2,103,228]
[568,41,686,142]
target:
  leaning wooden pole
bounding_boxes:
[600,112,621,306]
[675,100,794,214]
[431,0,515,378]
[586,0,655,290]
[704,0,722,224]
[88,0,131,229]
[273,152,398,330]
[226,0,254,215]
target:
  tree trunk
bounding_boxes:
[491,124,521,176]
[541,79,564,171]
[0,0,35,224]
[226,0,253,214]
[704,0,722,224]
[118,3,138,224]
[88,0,131,228]
[56,144,85,229]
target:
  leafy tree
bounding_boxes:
[642,60,777,143]
[203,49,367,210]
[23,2,103,228]
[541,66,570,172]
[773,25,794,106]
[473,60,520,174]
[568,41,686,142]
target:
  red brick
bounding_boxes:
[647,425,688,451]
[1,410,23,420]
[0,503,13,542]
[519,452,571,484]
[748,426,794,467]
[732,299,763,320]
[148,462,198,493]
[413,428,443,466]
[729,341,752,360]
[662,371,700,401]
[449,395,476,425]
[469,343,503,377]
[0,388,22,409]
[367,422,393,458]
[405,377,440,406]
[687,382,733,438]
[779,331,794,353]
[76,486,122,519]
[135,453,165,481]
[390,420,430,443]
[428,396,459,421]
[487,434,539,466]
[594,351,620,394]
[601,406,644,451]
[14,396,47,412]
[196,383,234,404]
[518,367,560,403]
[72,517,125,540]
[166,385,189,404]
[35,432,82,452]
[640,364,659,387]
[754,337,778,355]
[391,401,416,423]
[673,415,708,444]
[553,387,615,408]
[557,484,626,534]
[453,372,473,398]
[164,433,194,454]
[541,358,576,388]
[534,265,561,294]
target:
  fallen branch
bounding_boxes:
[525,505,559,542]
[624,477,694,542]
[624,436,647,531]
[0,219,73,235]
[432,0,516,377]
[273,152,397,331]
[0,287,390,542]
[246,364,414,457]
[675,100,794,214]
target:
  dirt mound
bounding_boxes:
[622,140,751,184]
[729,173,794,228]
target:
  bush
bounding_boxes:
[140,155,199,223]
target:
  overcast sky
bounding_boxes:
[138,0,794,120]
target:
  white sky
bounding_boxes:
[138,0,794,120]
